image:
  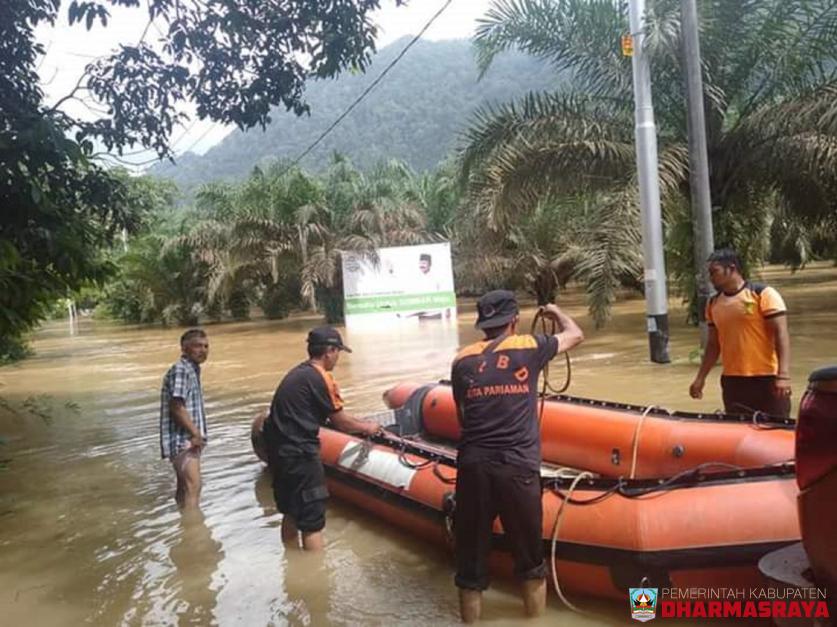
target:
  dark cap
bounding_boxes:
[419,253,431,263]
[475,290,519,330]
[307,326,352,353]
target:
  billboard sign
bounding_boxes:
[342,242,457,325]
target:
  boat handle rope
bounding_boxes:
[547,460,749,504]
[740,404,788,430]
[628,404,672,479]
[713,403,789,430]
[395,432,436,470]
[550,471,595,614]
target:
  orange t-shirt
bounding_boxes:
[706,283,786,376]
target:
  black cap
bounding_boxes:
[307,326,352,353]
[475,290,519,330]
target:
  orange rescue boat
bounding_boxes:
[253,382,801,601]
[383,381,795,478]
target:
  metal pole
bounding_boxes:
[629,0,670,363]
[680,0,715,347]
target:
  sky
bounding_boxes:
[35,0,495,169]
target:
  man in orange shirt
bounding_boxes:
[689,249,792,417]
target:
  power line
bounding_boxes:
[119,0,453,174]
[173,121,220,157]
[285,0,454,171]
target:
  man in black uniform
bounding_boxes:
[450,290,584,622]
[264,326,381,551]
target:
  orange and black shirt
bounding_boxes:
[451,333,558,471]
[266,361,344,456]
[706,282,787,377]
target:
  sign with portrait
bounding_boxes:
[341,242,457,325]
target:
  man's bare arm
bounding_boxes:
[541,304,584,353]
[766,314,792,397]
[330,409,382,437]
[689,326,720,399]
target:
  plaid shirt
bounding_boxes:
[159,356,207,459]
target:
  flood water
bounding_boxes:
[1,263,835,626]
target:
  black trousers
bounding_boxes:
[721,375,791,418]
[454,460,546,590]
[270,454,329,533]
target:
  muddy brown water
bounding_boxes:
[1,264,834,626]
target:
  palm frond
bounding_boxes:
[573,189,643,327]
[474,0,631,98]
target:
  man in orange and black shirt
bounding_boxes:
[450,290,584,623]
[264,326,381,551]
[689,249,792,417]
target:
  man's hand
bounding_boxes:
[540,304,565,328]
[773,377,792,399]
[361,421,383,437]
[689,376,705,399]
[541,303,585,353]
[189,433,204,451]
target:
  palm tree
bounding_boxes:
[107,232,208,326]
[298,157,438,322]
[461,0,837,324]
[187,165,321,319]
[404,160,462,238]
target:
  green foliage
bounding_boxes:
[259,282,295,320]
[227,289,250,321]
[2,0,412,361]
[1,114,133,359]
[56,0,405,159]
[317,286,346,325]
[459,0,837,324]
[0,335,33,365]
[102,233,208,326]
[150,41,557,193]
[102,155,451,326]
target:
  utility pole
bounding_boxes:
[680,0,715,347]
[629,0,670,363]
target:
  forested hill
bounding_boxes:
[151,38,556,191]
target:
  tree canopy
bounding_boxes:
[0,0,404,360]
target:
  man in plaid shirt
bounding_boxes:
[160,328,209,509]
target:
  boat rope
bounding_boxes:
[432,459,457,484]
[743,405,789,430]
[549,481,620,505]
[396,436,436,470]
[549,471,595,614]
[547,460,753,504]
[628,405,670,479]
[714,404,790,430]
[538,392,794,427]
[531,307,572,399]
[618,461,745,498]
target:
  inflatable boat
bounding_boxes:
[253,382,800,600]
[383,382,796,478]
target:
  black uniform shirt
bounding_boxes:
[266,361,343,457]
[451,334,558,471]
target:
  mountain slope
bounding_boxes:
[151,38,557,190]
